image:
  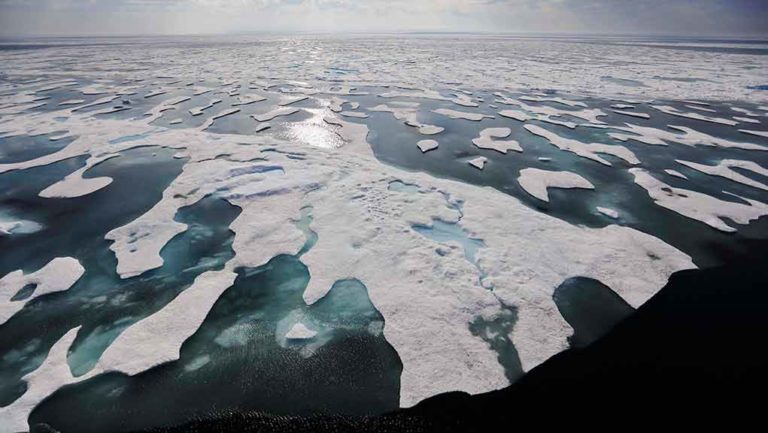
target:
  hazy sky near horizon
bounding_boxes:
[0,0,766,38]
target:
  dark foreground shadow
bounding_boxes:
[114,239,768,432]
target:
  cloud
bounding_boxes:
[0,0,766,37]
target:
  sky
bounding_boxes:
[0,0,767,38]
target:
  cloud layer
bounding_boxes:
[1,0,766,37]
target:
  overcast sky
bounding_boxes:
[1,0,766,38]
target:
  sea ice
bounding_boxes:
[417,139,439,153]
[739,129,768,139]
[517,168,595,202]
[433,108,493,121]
[597,207,619,219]
[630,168,768,232]
[0,257,85,325]
[665,169,688,179]
[524,124,639,166]
[39,154,119,198]
[676,159,768,191]
[252,107,300,122]
[472,128,522,154]
[613,109,650,119]
[285,323,318,340]
[498,110,531,122]
[651,105,739,126]
[468,156,488,170]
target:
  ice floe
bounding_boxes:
[739,129,768,139]
[472,128,522,154]
[188,99,222,116]
[498,110,531,122]
[613,109,650,119]
[597,207,619,219]
[0,328,81,433]
[607,123,768,151]
[39,154,118,198]
[232,94,267,106]
[518,168,595,202]
[676,159,768,191]
[468,156,488,170]
[524,124,639,166]
[417,139,439,153]
[630,168,768,232]
[285,323,318,340]
[433,108,493,121]
[252,107,300,122]
[519,96,587,108]
[1,257,85,325]
[665,169,688,179]
[651,105,739,126]
[58,99,86,106]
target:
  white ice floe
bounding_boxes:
[608,123,767,151]
[651,105,739,126]
[518,168,595,202]
[519,96,587,108]
[71,95,120,112]
[468,156,488,170]
[630,168,768,232]
[0,328,81,433]
[285,323,318,340]
[613,109,650,119]
[417,139,439,153]
[93,268,237,376]
[734,116,761,124]
[188,99,222,116]
[472,128,522,154]
[665,169,688,179]
[39,154,119,198]
[597,207,619,218]
[252,107,300,122]
[519,101,608,125]
[524,124,639,166]
[685,104,717,113]
[279,95,309,106]
[201,108,240,131]
[144,89,169,99]
[370,103,444,136]
[433,108,493,121]
[676,159,768,191]
[328,97,345,113]
[165,96,191,106]
[731,106,761,117]
[418,125,444,135]
[498,110,531,122]
[232,94,267,106]
[379,88,478,107]
[739,129,768,139]
[58,99,86,106]
[340,111,368,119]
[0,257,85,325]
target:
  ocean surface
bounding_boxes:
[0,34,767,432]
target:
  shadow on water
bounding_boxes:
[553,277,635,348]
